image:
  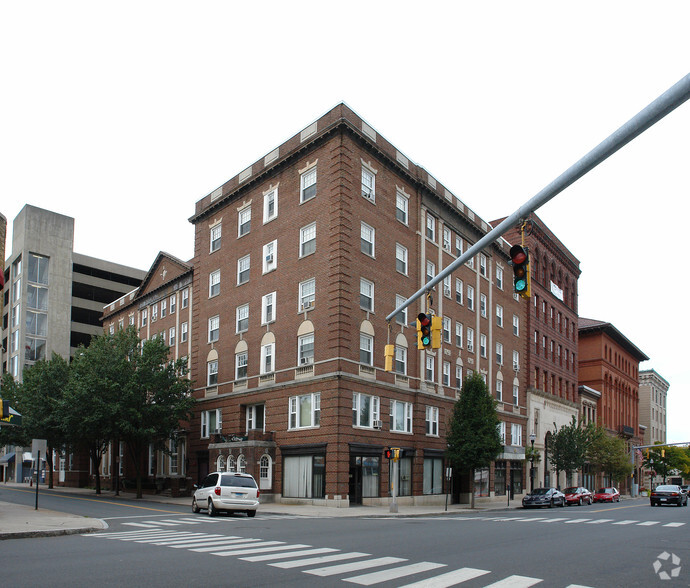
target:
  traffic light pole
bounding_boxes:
[386,72,690,324]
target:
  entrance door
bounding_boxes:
[197,452,209,485]
[59,457,66,483]
[349,456,363,505]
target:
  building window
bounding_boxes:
[496,379,503,402]
[263,240,277,273]
[207,360,218,386]
[261,343,275,374]
[425,214,436,242]
[283,454,325,498]
[169,326,176,346]
[480,334,487,358]
[423,458,443,494]
[395,244,408,275]
[237,255,250,285]
[455,236,463,257]
[247,404,265,432]
[264,188,278,223]
[201,409,222,438]
[442,317,451,343]
[180,322,188,343]
[426,261,435,283]
[151,304,158,322]
[300,222,316,257]
[425,355,434,382]
[513,315,520,337]
[361,222,375,256]
[395,191,408,224]
[238,207,251,237]
[455,279,463,304]
[395,346,407,375]
[442,361,451,386]
[361,167,375,200]
[160,299,167,318]
[181,288,189,309]
[353,392,380,428]
[479,254,487,277]
[360,333,373,365]
[513,350,520,371]
[210,224,222,253]
[480,294,487,318]
[426,406,439,436]
[209,270,220,297]
[513,383,519,406]
[467,285,474,311]
[443,276,451,298]
[28,253,49,284]
[169,294,176,315]
[236,304,249,333]
[496,266,504,290]
[360,278,374,311]
[390,400,413,433]
[301,167,317,202]
[262,292,276,324]
[455,322,463,348]
[298,333,314,365]
[395,294,408,326]
[511,423,523,446]
[299,278,315,311]
[496,342,504,365]
[467,328,474,353]
[289,393,320,429]
[235,351,248,380]
[208,315,219,342]
[442,227,451,251]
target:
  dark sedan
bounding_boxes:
[522,487,566,508]
[650,484,688,507]
[563,486,593,506]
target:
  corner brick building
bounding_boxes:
[184,104,528,507]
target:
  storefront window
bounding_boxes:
[474,467,489,497]
[423,457,443,494]
[494,461,506,495]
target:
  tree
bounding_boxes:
[13,354,70,488]
[588,427,632,486]
[546,417,593,487]
[115,329,195,498]
[642,444,690,485]
[446,373,503,508]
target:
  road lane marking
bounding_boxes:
[241,548,339,562]
[305,557,407,577]
[664,522,685,527]
[398,567,491,587]
[213,543,313,557]
[611,520,638,525]
[483,575,543,587]
[538,518,568,523]
[344,561,446,585]
[585,519,613,524]
[564,519,591,524]
[271,552,370,569]
[190,538,263,552]
[636,521,659,526]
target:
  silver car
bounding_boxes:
[192,472,260,517]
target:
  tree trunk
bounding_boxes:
[470,468,475,509]
[46,446,54,489]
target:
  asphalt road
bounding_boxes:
[1,489,688,587]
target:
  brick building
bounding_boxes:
[638,368,669,489]
[184,104,528,507]
[497,213,581,490]
[578,318,649,492]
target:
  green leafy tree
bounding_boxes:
[546,417,593,488]
[588,427,632,486]
[642,444,690,484]
[0,373,29,448]
[446,373,502,508]
[13,354,70,488]
[115,329,195,498]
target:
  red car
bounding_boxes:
[563,486,593,506]
[593,487,620,503]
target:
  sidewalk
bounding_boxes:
[0,482,520,539]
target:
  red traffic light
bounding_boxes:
[510,245,527,265]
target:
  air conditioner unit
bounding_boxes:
[300,356,314,365]
[513,363,520,372]
[265,254,273,264]
[373,420,383,430]
[212,428,222,434]
[302,300,314,311]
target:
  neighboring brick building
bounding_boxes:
[578,318,649,492]
[638,368,669,489]
[186,103,528,507]
[100,252,194,494]
[496,213,581,490]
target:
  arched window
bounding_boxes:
[216,454,226,472]
[237,454,246,473]
[227,455,236,473]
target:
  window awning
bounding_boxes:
[0,452,15,464]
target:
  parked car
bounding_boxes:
[563,487,593,506]
[192,472,260,517]
[522,487,566,508]
[650,484,688,507]
[592,487,620,503]
[680,484,689,493]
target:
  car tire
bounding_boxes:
[247,510,256,518]
[578,497,583,506]
[549,499,554,508]
[617,496,620,502]
[192,498,200,513]
[560,498,566,507]
[208,499,217,517]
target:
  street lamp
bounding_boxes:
[529,432,536,492]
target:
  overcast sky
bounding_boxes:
[2,2,688,443]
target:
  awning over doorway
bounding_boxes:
[0,452,15,464]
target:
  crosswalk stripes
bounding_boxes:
[85,528,593,587]
[388,515,686,529]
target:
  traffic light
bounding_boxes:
[661,449,665,458]
[417,313,432,349]
[431,316,442,349]
[393,448,400,461]
[510,245,530,297]
[384,344,394,372]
